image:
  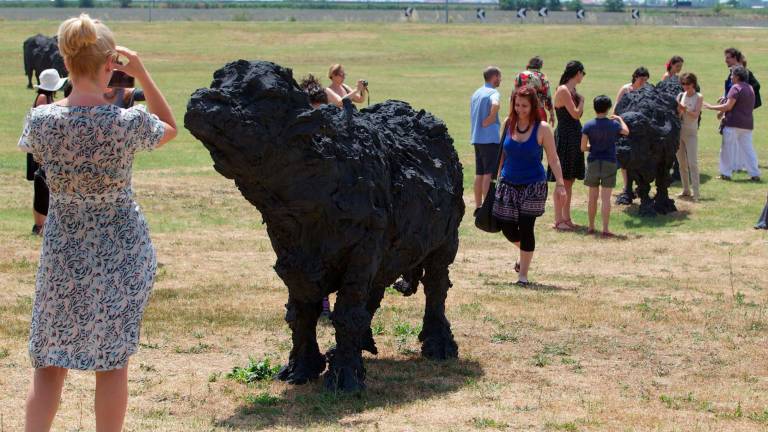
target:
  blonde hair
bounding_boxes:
[328,64,343,80]
[58,14,116,79]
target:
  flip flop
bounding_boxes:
[601,231,617,239]
[586,228,596,235]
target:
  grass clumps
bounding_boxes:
[226,356,281,384]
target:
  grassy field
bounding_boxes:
[1,21,767,431]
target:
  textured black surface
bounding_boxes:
[614,78,683,216]
[185,60,464,391]
[23,34,66,89]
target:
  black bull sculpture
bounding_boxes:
[185,60,465,391]
[23,34,67,89]
[614,77,683,216]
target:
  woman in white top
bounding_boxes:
[676,72,703,200]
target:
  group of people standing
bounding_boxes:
[470,51,761,285]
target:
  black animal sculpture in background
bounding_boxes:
[23,34,67,89]
[185,60,465,392]
[614,78,683,216]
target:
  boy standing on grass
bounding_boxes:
[580,95,629,237]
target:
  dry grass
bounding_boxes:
[1,20,768,432]
[1,167,767,432]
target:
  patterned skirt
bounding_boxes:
[492,181,548,222]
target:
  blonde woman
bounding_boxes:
[325,63,367,107]
[19,14,176,431]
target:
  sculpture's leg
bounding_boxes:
[276,297,326,384]
[361,286,385,355]
[324,243,380,392]
[637,178,656,217]
[654,160,677,214]
[419,241,459,360]
[616,172,635,205]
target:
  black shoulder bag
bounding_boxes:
[474,125,507,233]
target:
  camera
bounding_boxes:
[108,70,135,89]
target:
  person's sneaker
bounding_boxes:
[31,224,43,236]
[750,176,761,182]
[718,175,732,181]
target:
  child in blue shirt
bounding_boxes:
[580,95,629,237]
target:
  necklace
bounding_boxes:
[516,122,531,134]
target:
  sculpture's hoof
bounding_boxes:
[615,192,635,206]
[323,347,366,392]
[275,353,326,385]
[638,203,657,217]
[392,278,418,297]
[323,365,366,392]
[654,198,677,215]
[419,331,458,360]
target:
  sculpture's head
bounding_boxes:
[185,60,313,179]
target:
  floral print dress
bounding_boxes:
[18,104,164,371]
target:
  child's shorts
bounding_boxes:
[584,160,617,188]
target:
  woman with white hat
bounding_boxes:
[27,68,68,235]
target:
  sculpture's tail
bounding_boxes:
[392,267,424,297]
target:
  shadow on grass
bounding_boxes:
[621,207,690,229]
[217,356,483,430]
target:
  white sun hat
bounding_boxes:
[35,69,68,92]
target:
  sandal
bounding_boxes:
[514,280,530,287]
[565,219,578,229]
[601,231,617,239]
[586,228,596,235]
[554,221,573,231]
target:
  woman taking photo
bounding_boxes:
[27,68,67,236]
[325,63,368,107]
[19,14,177,431]
[494,86,567,286]
[549,60,585,231]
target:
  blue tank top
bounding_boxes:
[500,122,546,184]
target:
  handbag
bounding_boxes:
[474,125,507,233]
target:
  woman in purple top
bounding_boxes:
[493,86,566,286]
[705,66,760,182]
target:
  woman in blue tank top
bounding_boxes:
[492,87,566,286]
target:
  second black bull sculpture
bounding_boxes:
[185,60,465,391]
[614,78,683,216]
[23,34,67,89]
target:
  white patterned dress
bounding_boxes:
[18,104,164,371]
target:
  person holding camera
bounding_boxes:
[18,14,177,432]
[325,64,368,107]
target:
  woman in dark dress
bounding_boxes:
[549,61,586,231]
[27,68,67,235]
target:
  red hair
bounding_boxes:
[506,86,541,131]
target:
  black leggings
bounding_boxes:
[33,172,49,216]
[500,215,537,252]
